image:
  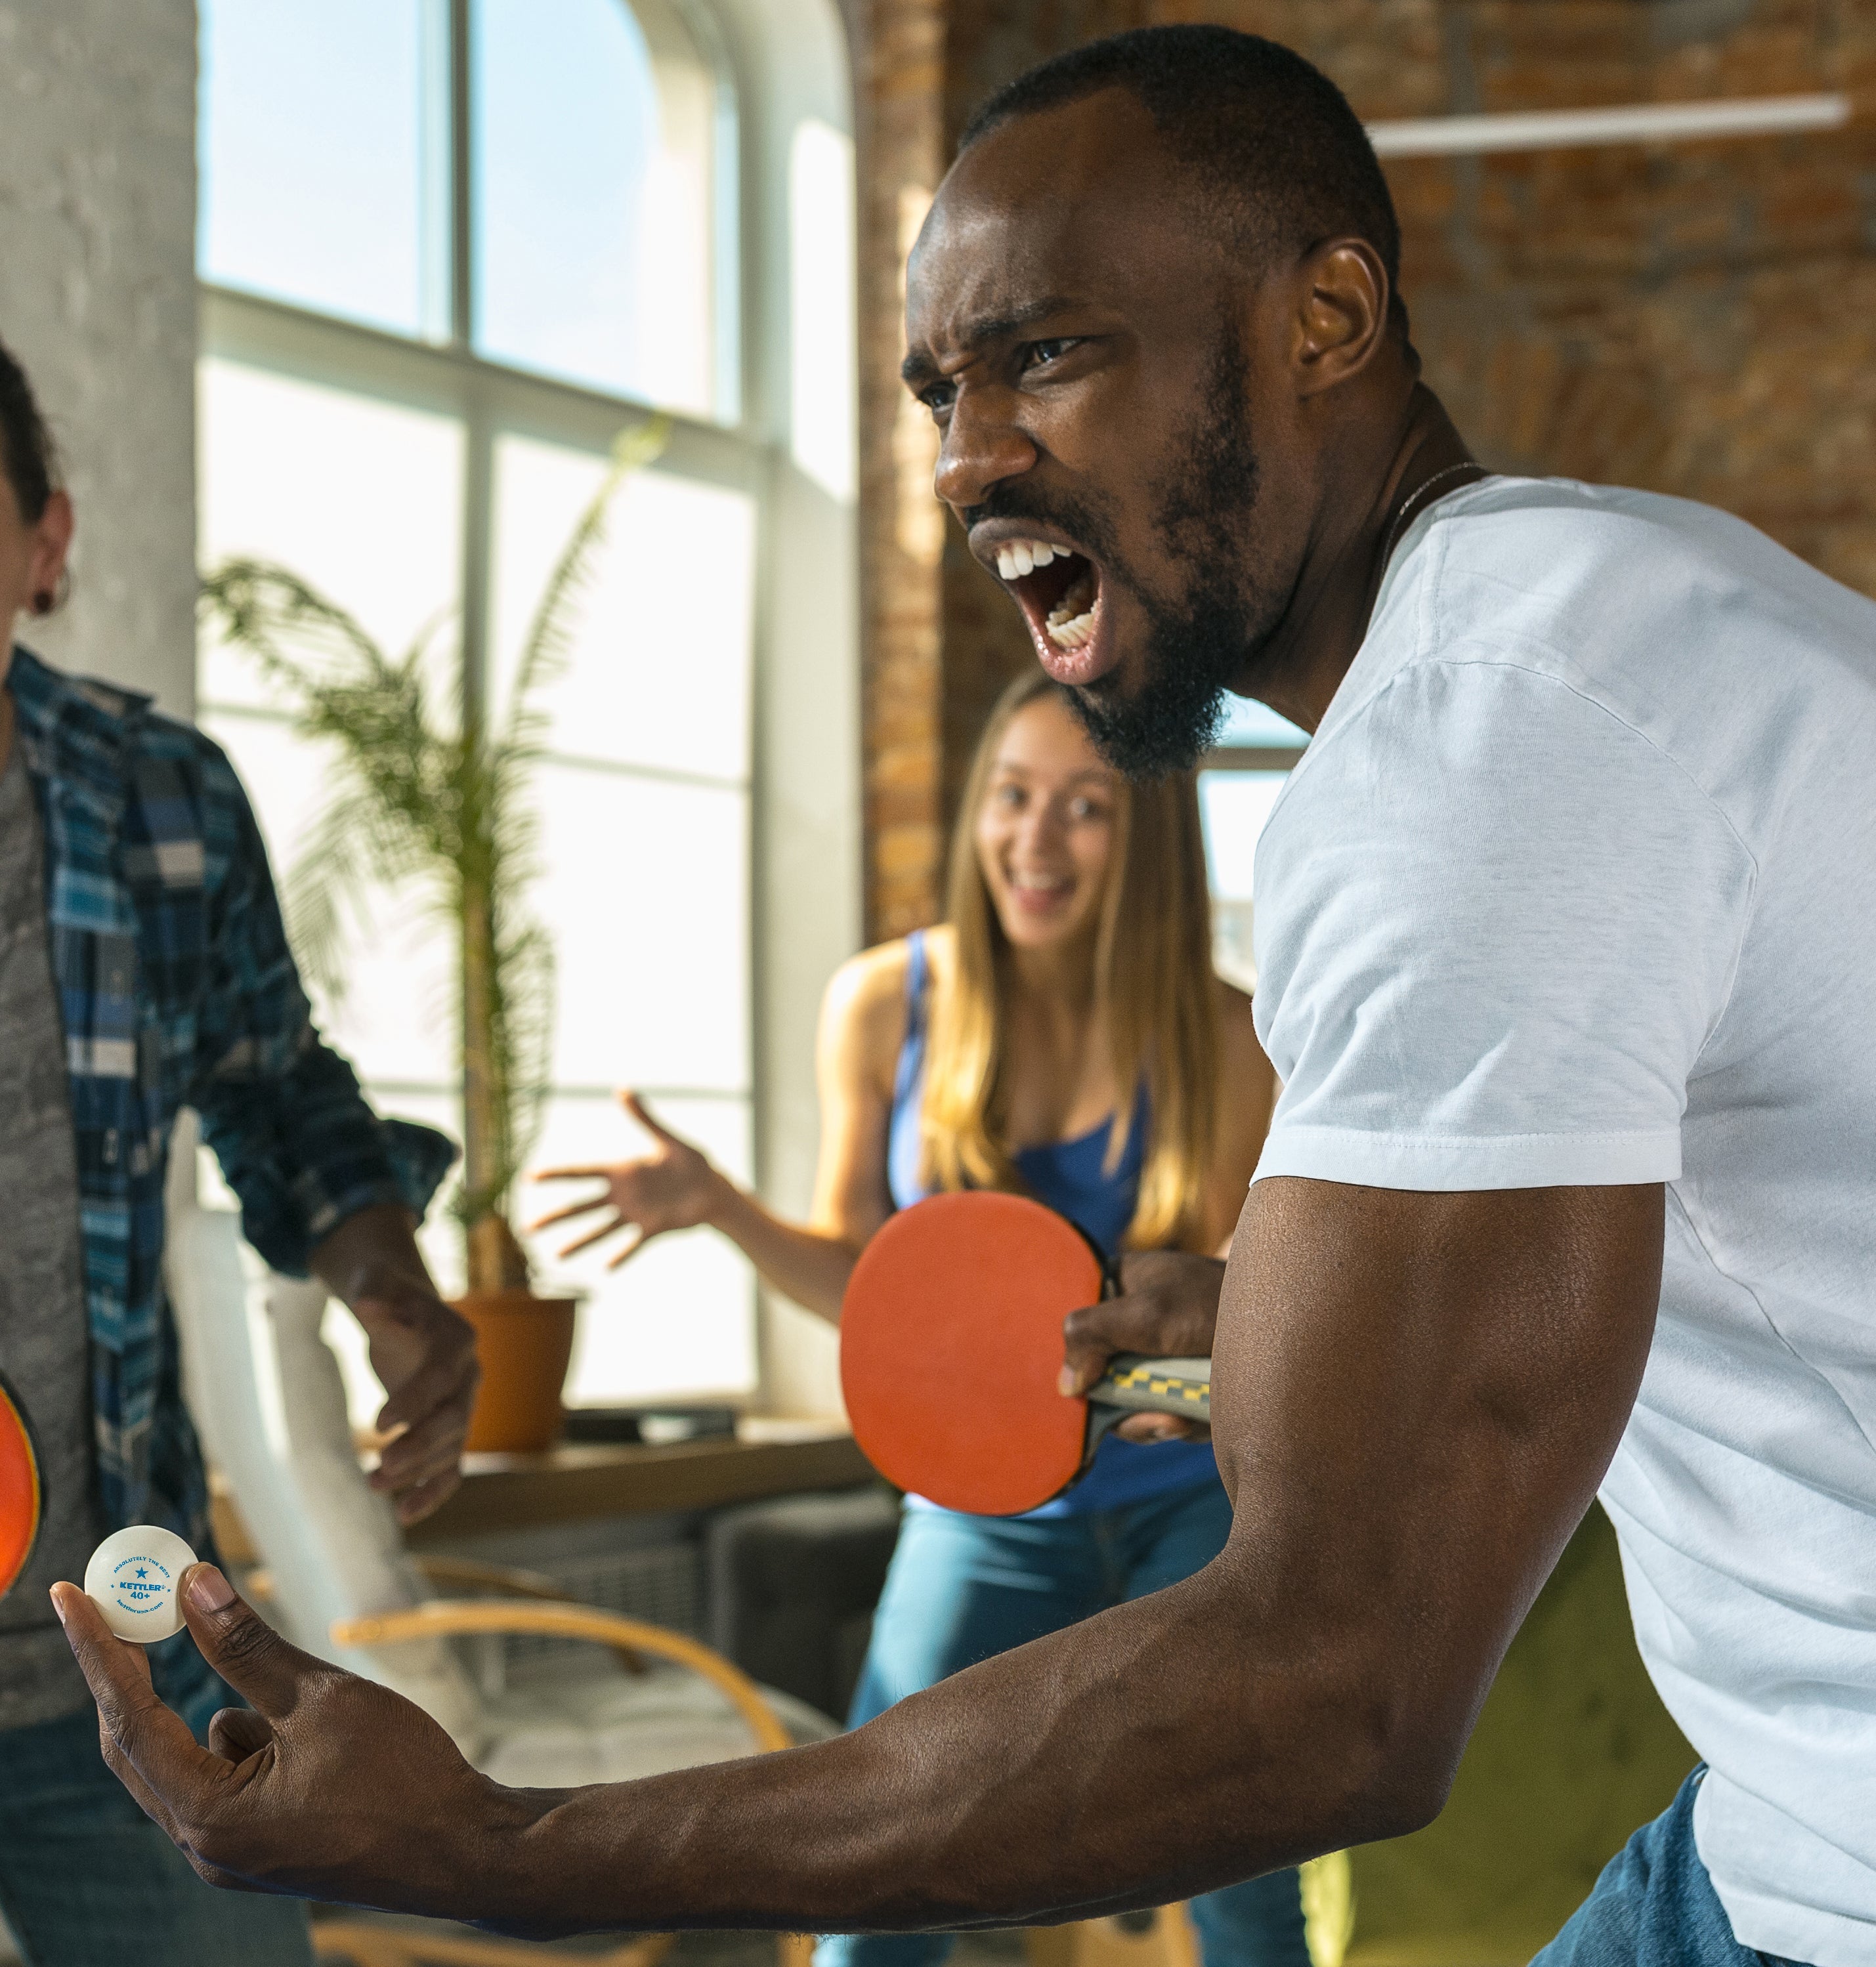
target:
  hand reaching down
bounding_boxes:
[355,1286,479,1523]
[308,1203,478,1526]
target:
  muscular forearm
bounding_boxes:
[56,1183,1662,1933]
[706,1181,863,1322]
[478,1556,1412,1940]
[471,1182,1664,1940]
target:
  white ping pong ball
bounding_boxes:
[83,1527,198,1643]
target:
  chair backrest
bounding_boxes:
[163,1110,486,1754]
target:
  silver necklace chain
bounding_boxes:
[1382,460,1488,566]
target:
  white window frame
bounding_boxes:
[196,0,859,1414]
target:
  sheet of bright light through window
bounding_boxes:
[1201,698,1307,994]
[196,0,758,1411]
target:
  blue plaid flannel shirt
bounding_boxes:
[7,646,456,1550]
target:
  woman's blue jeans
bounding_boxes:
[815,1480,1310,1967]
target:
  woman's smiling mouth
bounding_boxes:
[1007,868,1075,916]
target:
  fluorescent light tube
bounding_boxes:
[1368,93,1850,158]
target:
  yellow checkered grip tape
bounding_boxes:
[1105,1364,1210,1405]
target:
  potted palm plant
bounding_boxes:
[201,421,667,1451]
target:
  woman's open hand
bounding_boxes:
[528,1091,727,1269]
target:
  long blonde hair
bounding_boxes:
[920,671,1220,1252]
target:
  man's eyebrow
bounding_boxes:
[901,297,1089,387]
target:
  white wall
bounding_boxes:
[0,0,198,715]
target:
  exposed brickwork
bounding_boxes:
[854,0,950,938]
[856,0,1876,933]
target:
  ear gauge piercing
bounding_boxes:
[30,589,53,616]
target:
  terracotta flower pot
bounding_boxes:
[453,1290,578,1453]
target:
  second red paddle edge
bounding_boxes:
[0,1372,42,1603]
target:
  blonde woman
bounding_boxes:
[532,673,1306,1967]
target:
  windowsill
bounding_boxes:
[210,1421,871,1565]
[402,1422,869,1545]
[734,1413,853,1445]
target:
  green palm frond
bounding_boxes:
[503,417,670,750]
[198,425,656,1286]
[276,799,406,1009]
[202,559,388,681]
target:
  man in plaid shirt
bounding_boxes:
[0,343,477,1966]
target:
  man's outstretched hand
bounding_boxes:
[51,1566,540,1922]
[1061,1250,1225,1443]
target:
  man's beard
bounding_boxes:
[1065,578,1252,779]
[1069,326,1266,779]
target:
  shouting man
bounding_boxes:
[57,29,1875,1967]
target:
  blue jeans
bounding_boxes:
[816,1481,1310,1967]
[1535,1769,1804,1966]
[0,1646,313,1967]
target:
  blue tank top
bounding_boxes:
[887,931,1220,1518]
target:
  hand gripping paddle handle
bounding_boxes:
[1071,1238,1212,1456]
[1081,1353,1212,1454]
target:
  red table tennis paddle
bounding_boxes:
[0,1370,43,1603]
[840,1191,1211,1516]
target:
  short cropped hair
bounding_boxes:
[0,337,58,524]
[960,26,1403,308]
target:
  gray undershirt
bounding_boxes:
[0,743,101,1731]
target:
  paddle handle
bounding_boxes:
[1086,1353,1211,1423]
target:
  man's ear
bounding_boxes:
[1290,240,1392,398]
[30,489,74,601]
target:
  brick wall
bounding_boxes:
[855,0,1876,935]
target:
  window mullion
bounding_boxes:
[418,0,454,341]
[450,0,488,729]
[448,0,475,350]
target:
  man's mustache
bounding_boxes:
[960,484,1117,555]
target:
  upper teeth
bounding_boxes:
[994,539,1061,581]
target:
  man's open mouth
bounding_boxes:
[983,536,1105,661]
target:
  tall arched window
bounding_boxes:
[197,0,857,1415]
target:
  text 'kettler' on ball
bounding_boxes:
[83,1527,198,1643]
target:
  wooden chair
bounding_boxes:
[161,1119,829,1964]
[311,1922,673,1967]
[312,1601,815,1967]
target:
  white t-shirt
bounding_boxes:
[1250,477,1876,1967]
